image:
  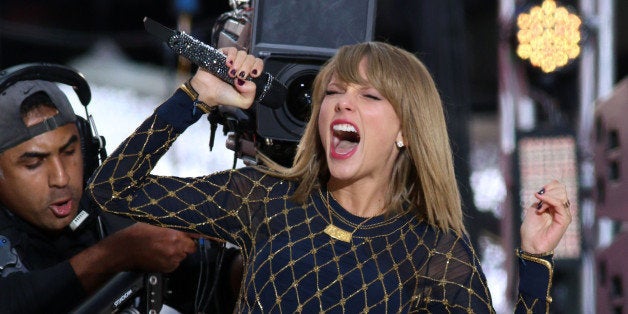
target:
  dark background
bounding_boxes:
[2,0,626,111]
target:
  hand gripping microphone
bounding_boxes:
[144,17,286,109]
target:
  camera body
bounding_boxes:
[211,0,376,167]
[250,0,376,166]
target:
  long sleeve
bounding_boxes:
[0,205,96,314]
[0,262,86,314]
[410,230,495,313]
[86,90,268,248]
[514,250,554,314]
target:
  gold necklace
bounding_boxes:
[327,192,396,231]
[320,189,379,243]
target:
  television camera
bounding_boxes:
[201,0,376,167]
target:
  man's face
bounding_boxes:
[0,106,83,232]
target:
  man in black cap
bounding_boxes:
[0,76,198,313]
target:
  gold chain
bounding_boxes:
[325,190,399,231]
[320,189,382,242]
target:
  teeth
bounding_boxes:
[333,123,357,133]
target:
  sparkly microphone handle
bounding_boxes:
[168,32,286,109]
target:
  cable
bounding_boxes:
[193,238,228,313]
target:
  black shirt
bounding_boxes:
[0,197,126,314]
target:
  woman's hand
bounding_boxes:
[520,179,573,255]
[190,47,264,110]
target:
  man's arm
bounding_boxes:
[0,261,86,314]
[70,222,197,293]
[0,223,196,314]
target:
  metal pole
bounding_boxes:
[578,0,596,308]
[578,0,616,313]
[598,0,615,98]
[497,0,517,311]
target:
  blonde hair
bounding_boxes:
[262,41,465,234]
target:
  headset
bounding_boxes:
[0,63,160,312]
[1,63,241,313]
[0,63,107,183]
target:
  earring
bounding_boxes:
[396,140,404,148]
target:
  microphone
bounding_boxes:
[144,17,286,109]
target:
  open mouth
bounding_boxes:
[50,199,73,218]
[331,123,360,157]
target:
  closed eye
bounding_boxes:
[24,159,44,170]
[63,149,76,156]
[364,94,382,101]
[63,149,77,157]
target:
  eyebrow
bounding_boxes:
[18,135,79,160]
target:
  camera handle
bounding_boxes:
[71,272,164,314]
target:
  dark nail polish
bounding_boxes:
[237,78,245,86]
[230,69,236,76]
[239,71,246,78]
[252,69,258,75]
[536,188,545,209]
[229,60,233,65]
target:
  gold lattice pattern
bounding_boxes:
[87,113,551,313]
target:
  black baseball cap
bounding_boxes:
[0,80,76,153]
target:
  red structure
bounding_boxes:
[594,78,628,220]
[594,77,628,313]
[596,231,628,313]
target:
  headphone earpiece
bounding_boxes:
[74,115,106,184]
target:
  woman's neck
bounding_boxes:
[327,180,388,218]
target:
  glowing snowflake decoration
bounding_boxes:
[516,0,582,73]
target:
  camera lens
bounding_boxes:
[256,59,325,142]
[286,72,316,123]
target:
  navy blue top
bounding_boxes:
[87,90,553,313]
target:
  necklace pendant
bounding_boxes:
[324,224,352,242]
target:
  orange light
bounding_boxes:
[516,0,582,73]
